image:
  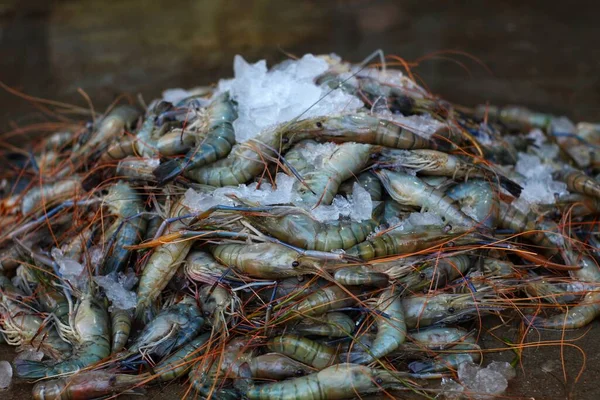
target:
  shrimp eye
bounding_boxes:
[316,121,323,128]
[292,261,300,267]
[448,306,455,314]
[375,377,383,385]
[295,369,304,376]
[282,137,289,144]
[204,311,212,317]
[419,272,426,279]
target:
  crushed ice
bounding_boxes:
[512,152,568,213]
[51,248,87,291]
[183,173,298,211]
[310,183,373,222]
[440,361,515,399]
[219,54,363,143]
[94,272,138,311]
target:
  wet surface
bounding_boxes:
[1,0,599,399]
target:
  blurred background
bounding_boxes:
[1,0,599,138]
[1,1,600,399]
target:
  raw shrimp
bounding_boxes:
[211,242,322,279]
[244,206,380,251]
[345,225,471,261]
[102,181,147,274]
[32,371,142,400]
[334,265,389,288]
[249,353,313,380]
[375,169,478,228]
[136,198,193,319]
[292,142,376,206]
[19,178,83,216]
[447,180,498,228]
[350,287,406,363]
[246,362,416,400]
[0,279,72,360]
[402,292,500,328]
[379,149,521,197]
[184,250,231,285]
[268,334,337,369]
[397,254,472,292]
[127,300,204,357]
[110,309,131,354]
[292,312,355,337]
[15,296,111,378]
[553,169,600,199]
[154,93,237,185]
[290,113,444,150]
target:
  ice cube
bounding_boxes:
[0,361,12,389]
[458,361,515,399]
[94,274,137,311]
[350,183,373,222]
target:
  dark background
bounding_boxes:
[1,0,599,137]
[1,1,599,399]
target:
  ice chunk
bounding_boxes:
[94,274,137,311]
[183,173,297,212]
[526,128,546,147]
[513,152,568,213]
[297,141,338,168]
[224,54,363,143]
[406,211,444,227]
[439,377,464,399]
[458,361,515,399]
[0,360,12,389]
[311,185,373,223]
[15,349,44,362]
[388,114,445,139]
[350,183,373,221]
[311,195,352,222]
[51,248,87,291]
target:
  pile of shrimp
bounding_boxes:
[1,52,600,400]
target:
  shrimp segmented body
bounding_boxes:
[350,287,406,363]
[246,362,415,400]
[102,181,147,274]
[553,169,600,200]
[245,206,380,252]
[268,334,337,369]
[136,198,193,318]
[345,226,471,261]
[293,312,355,337]
[376,169,478,228]
[211,242,321,279]
[250,353,313,380]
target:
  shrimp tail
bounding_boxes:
[14,359,47,379]
[499,175,523,197]
[152,158,184,185]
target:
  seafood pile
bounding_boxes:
[1,52,599,399]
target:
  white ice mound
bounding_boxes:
[221,54,363,143]
[183,173,298,211]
